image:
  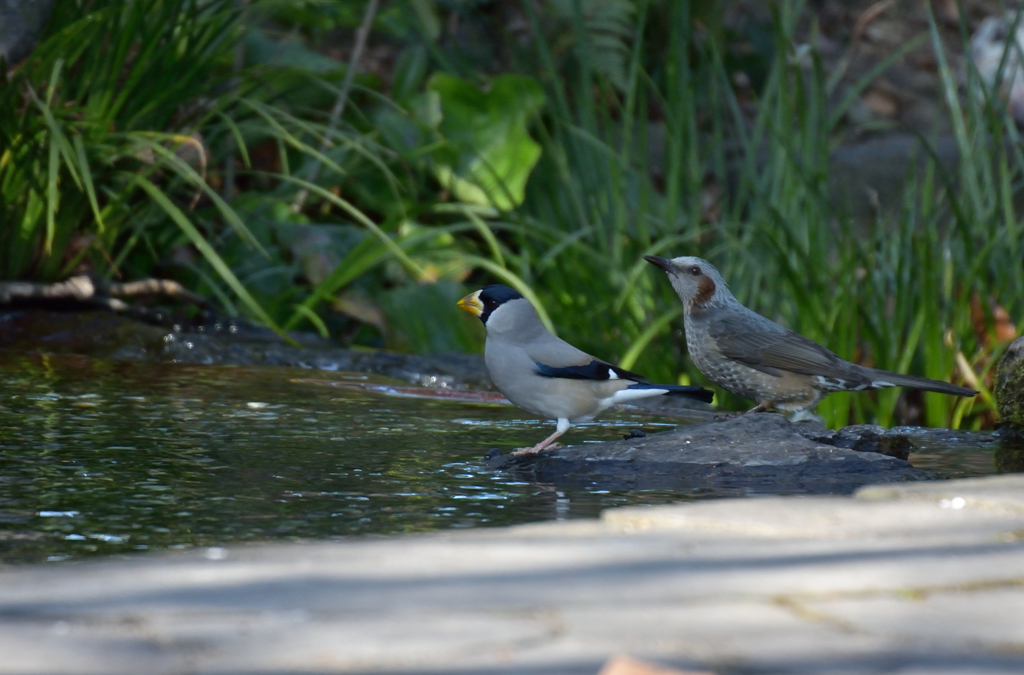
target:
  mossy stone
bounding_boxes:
[995,336,1024,430]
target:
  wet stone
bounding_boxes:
[0,309,492,389]
[996,335,1024,433]
[485,414,933,495]
[994,336,1024,471]
[805,422,915,459]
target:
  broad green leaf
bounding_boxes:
[425,73,545,210]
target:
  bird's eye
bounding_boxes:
[689,266,702,276]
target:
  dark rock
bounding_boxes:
[830,424,887,450]
[0,309,492,389]
[160,332,492,389]
[484,414,933,496]
[796,421,914,460]
[995,336,1024,431]
[0,0,56,64]
[623,429,646,440]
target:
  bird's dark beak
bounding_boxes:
[643,255,674,272]
[457,290,483,317]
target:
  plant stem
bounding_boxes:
[290,0,380,213]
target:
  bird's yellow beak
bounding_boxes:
[457,290,483,316]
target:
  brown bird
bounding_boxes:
[644,255,978,414]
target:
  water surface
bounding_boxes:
[0,353,1002,564]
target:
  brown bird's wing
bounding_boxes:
[708,313,871,386]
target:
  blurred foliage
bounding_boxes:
[2,0,1022,429]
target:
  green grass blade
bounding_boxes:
[133,174,291,342]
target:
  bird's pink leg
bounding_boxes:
[512,429,565,456]
[744,403,767,414]
[513,419,570,456]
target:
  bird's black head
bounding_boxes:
[457,284,524,323]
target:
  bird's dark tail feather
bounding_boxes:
[628,382,714,403]
[863,368,977,397]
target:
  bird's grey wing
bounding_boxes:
[709,312,869,384]
[522,333,648,382]
[533,359,648,382]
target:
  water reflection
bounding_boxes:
[0,353,682,563]
[0,352,1002,564]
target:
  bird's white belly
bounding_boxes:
[486,347,625,422]
[494,372,618,422]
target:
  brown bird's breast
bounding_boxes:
[684,316,823,410]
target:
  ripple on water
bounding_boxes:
[0,352,1004,564]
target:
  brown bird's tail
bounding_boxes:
[861,368,978,397]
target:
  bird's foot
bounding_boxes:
[512,442,564,457]
[788,408,825,424]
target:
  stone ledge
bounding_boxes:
[855,473,1024,514]
[1,473,1023,675]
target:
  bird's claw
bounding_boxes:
[512,442,564,456]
